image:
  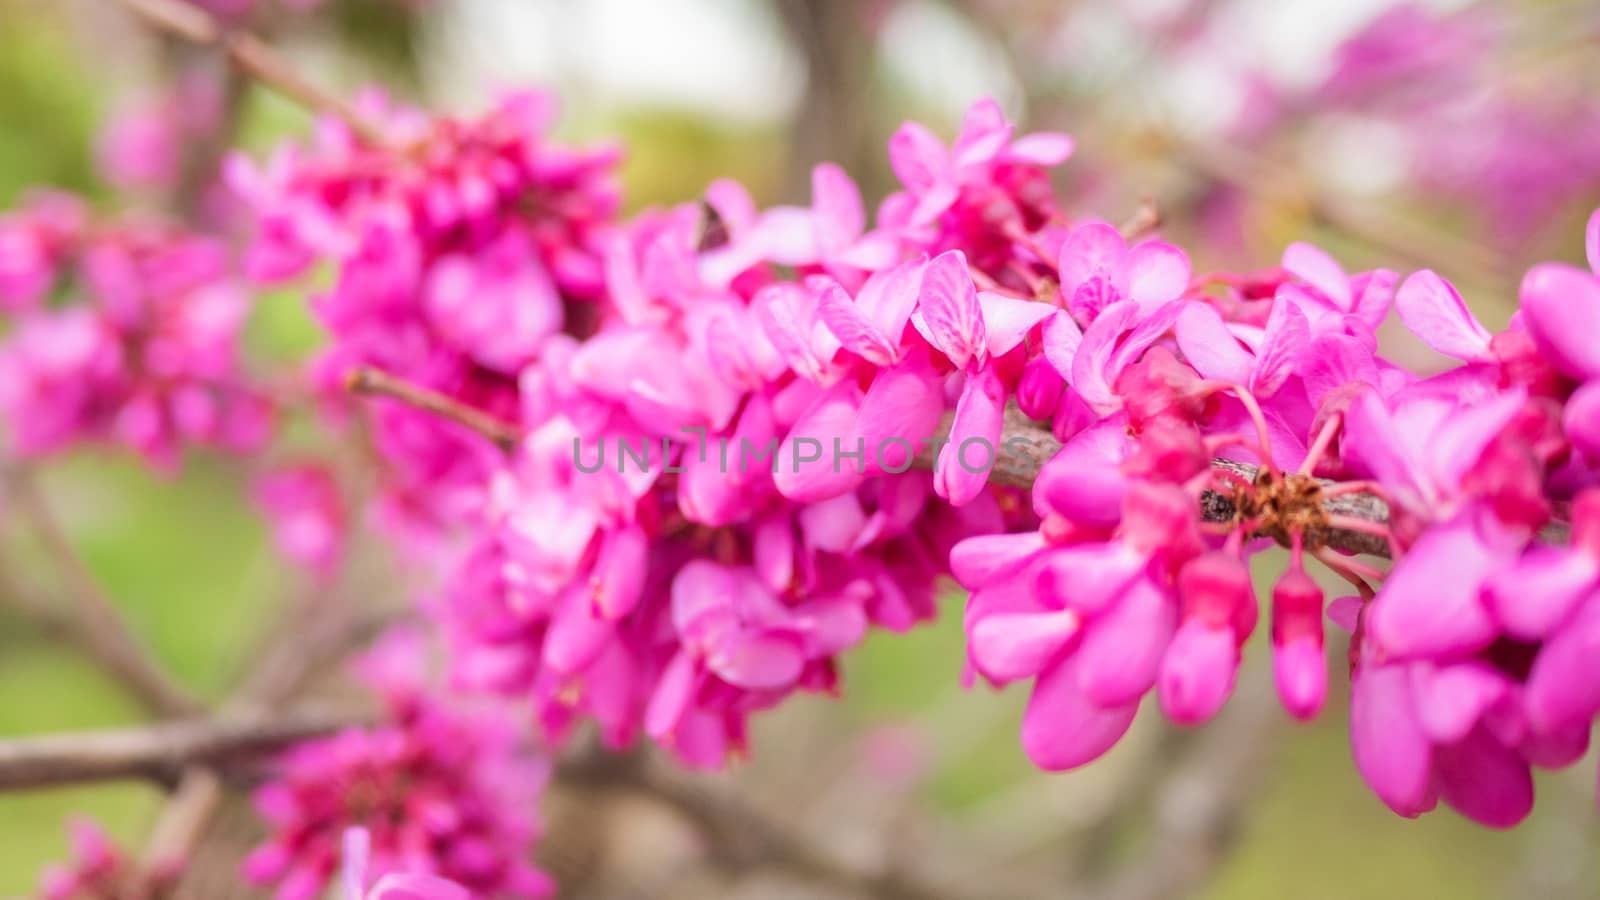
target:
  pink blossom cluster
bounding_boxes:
[244,634,553,900]
[222,91,1600,828]
[949,213,1600,828]
[32,819,180,900]
[227,90,620,534]
[0,192,271,468]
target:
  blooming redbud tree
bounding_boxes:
[2,1,1598,898]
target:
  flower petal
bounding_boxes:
[1520,262,1600,380]
[1350,662,1434,818]
[1283,241,1351,309]
[1074,575,1176,706]
[1125,241,1191,313]
[934,366,1006,506]
[1432,727,1534,828]
[811,163,864,255]
[1058,223,1128,321]
[1175,302,1252,385]
[1020,655,1140,771]
[817,282,896,365]
[1367,513,1508,660]
[1394,270,1493,362]
[1004,131,1074,165]
[969,608,1081,683]
[916,250,986,369]
[979,291,1054,357]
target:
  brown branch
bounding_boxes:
[0,710,358,791]
[4,470,204,718]
[109,0,385,145]
[346,366,521,452]
[561,751,979,900]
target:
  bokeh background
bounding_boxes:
[1,0,1598,897]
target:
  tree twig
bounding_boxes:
[4,469,204,718]
[108,0,385,145]
[561,752,979,900]
[346,366,521,452]
[0,710,359,791]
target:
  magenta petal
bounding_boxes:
[888,121,949,192]
[1040,309,1084,381]
[543,588,615,675]
[1005,131,1075,165]
[1125,240,1191,313]
[754,283,829,382]
[1157,621,1238,725]
[671,559,734,633]
[857,256,924,346]
[1523,600,1600,733]
[817,282,896,365]
[950,531,1047,589]
[810,163,864,255]
[1069,301,1140,414]
[645,649,699,740]
[917,250,986,369]
[1367,514,1505,660]
[1565,382,1600,459]
[1033,541,1148,617]
[1250,299,1310,397]
[1033,417,1130,526]
[707,630,805,690]
[969,608,1081,683]
[951,98,1013,168]
[1020,655,1140,771]
[978,291,1054,357]
[368,874,473,900]
[1074,575,1176,706]
[1349,662,1434,817]
[1409,662,1507,744]
[753,206,819,265]
[1058,223,1129,320]
[934,366,1006,506]
[1282,241,1351,309]
[1432,728,1534,828]
[1484,547,1596,640]
[1273,638,1327,721]
[774,381,866,502]
[856,355,943,475]
[1520,262,1600,380]
[1175,303,1252,384]
[1394,270,1493,362]
[1326,595,1361,633]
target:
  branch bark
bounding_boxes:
[346,366,520,453]
[561,751,980,900]
[3,469,204,718]
[0,710,358,791]
[109,0,384,144]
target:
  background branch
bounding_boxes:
[0,711,357,791]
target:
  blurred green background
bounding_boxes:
[1,1,1597,897]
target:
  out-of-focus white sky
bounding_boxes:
[425,0,1472,128]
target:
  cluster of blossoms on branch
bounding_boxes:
[0,192,271,468]
[216,83,1600,841]
[9,66,1600,898]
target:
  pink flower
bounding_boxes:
[885,98,1073,228]
[253,464,348,581]
[245,687,553,900]
[35,819,181,900]
[340,829,470,900]
[1057,222,1191,323]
